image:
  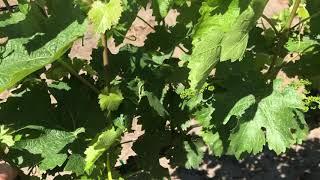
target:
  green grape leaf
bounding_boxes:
[201,131,223,157]
[223,95,256,125]
[193,106,214,129]
[188,32,222,90]
[98,89,124,111]
[0,12,25,27]
[40,154,68,171]
[48,82,71,91]
[84,116,126,173]
[297,4,310,19]
[228,80,309,158]
[154,0,174,18]
[285,37,319,54]
[184,140,205,169]
[0,21,86,93]
[0,125,15,147]
[220,0,267,61]
[0,1,87,93]
[84,127,123,172]
[64,154,86,176]
[193,105,223,157]
[14,128,85,171]
[188,0,268,90]
[220,31,249,62]
[144,91,169,117]
[88,0,123,33]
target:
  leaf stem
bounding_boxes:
[3,0,12,12]
[284,0,301,31]
[137,15,154,30]
[107,153,113,180]
[177,44,188,54]
[261,14,280,36]
[113,29,137,41]
[101,33,110,86]
[57,59,100,94]
[291,11,320,30]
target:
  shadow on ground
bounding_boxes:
[175,137,320,180]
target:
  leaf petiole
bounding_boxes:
[261,14,280,36]
[283,0,301,32]
[3,0,13,13]
[107,153,112,180]
[291,11,320,30]
[57,59,100,94]
[101,33,110,86]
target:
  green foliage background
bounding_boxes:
[0,0,319,179]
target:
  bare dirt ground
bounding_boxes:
[1,0,320,179]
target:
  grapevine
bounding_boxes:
[0,0,319,179]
